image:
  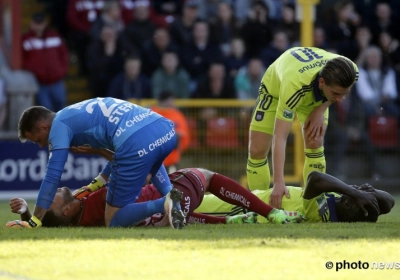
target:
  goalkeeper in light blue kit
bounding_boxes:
[12,97,185,229]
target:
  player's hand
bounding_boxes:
[86,175,107,192]
[73,175,107,198]
[6,220,32,228]
[6,216,42,228]
[353,190,380,217]
[270,182,290,209]
[9,198,28,214]
[304,104,328,140]
[72,186,92,199]
[70,145,95,154]
[356,183,375,193]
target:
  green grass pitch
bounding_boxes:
[0,196,399,280]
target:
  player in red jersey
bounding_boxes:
[8,167,305,227]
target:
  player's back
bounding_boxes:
[50,97,162,150]
[262,47,342,98]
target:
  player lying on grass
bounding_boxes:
[196,171,395,223]
[7,167,305,227]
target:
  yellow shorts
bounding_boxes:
[249,93,329,134]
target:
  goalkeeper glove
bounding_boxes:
[6,216,42,228]
[73,175,107,199]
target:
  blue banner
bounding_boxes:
[0,140,108,191]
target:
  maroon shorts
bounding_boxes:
[169,168,206,218]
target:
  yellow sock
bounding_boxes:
[303,147,326,187]
[246,157,271,190]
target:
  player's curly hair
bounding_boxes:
[18,106,52,142]
[320,57,358,88]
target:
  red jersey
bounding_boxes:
[22,29,69,84]
[79,188,107,227]
[77,184,164,226]
[77,168,206,226]
[67,0,104,32]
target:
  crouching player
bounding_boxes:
[196,171,395,223]
[7,167,305,228]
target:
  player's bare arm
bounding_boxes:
[304,171,380,216]
[270,118,292,209]
[32,206,48,221]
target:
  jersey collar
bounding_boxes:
[313,74,328,103]
[325,193,338,222]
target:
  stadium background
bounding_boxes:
[0,0,399,199]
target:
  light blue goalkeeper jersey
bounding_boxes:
[37,97,168,209]
[49,97,162,151]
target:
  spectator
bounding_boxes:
[234,0,287,24]
[0,78,6,130]
[260,30,289,68]
[86,25,134,97]
[151,91,190,173]
[274,3,299,46]
[316,0,338,25]
[123,0,157,53]
[224,37,248,79]
[196,0,226,21]
[192,62,236,99]
[377,31,400,69]
[67,0,104,74]
[191,62,237,144]
[369,1,398,45]
[180,20,223,89]
[339,25,373,65]
[22,13,69,112]
[141,27,179,76]
[118,0,135,24]
[313,26,330,50]
[90,1,125,40]
[169,0,200,47]
[209,1,241,57]
[356,45,399,119]
[234,58,265,100]
[325,0,361,49]
[353,0,378,25]
[107,55,152,100]
[325,88,380,181]
[151,51,190,99]
[151,0,183,27]
[240,0,274,58]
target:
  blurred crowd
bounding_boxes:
[19,0,389,100]
[19,0,400,104]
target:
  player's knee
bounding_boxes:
[200,169,214,180]
[305,138,324,149]
[248,145,268,159]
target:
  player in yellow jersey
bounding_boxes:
[246,47,359,209]
[196,171,394,223]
